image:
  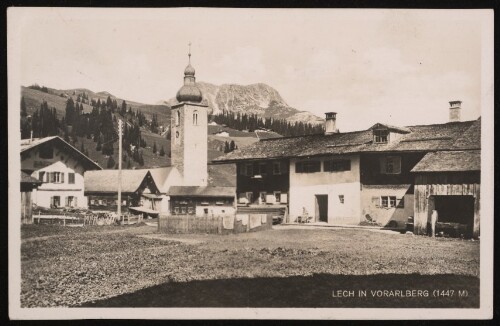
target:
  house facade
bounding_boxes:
[21,136,102,209]
[214,102,481,237]
[84,169,161,215]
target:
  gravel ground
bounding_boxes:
[20,224,479,307]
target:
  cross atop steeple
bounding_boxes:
[188,42,191,64]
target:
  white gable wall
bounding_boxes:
[22,145,92,209]
[289,154,362,224]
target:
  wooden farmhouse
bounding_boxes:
[84,169,162,216]
[168,186,236,217]
[21,136,102,209]
[213,102,481,238]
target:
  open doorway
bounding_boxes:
[315,195,328,223]
[433,195,475,238]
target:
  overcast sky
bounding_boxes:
[13,8,488,131]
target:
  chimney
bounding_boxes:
[449,100,462,122]
[325,112,338,134]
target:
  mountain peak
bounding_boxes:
[166,81,321,125]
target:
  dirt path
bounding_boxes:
[137,234,204,244]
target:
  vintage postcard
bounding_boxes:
[8,7,494,320]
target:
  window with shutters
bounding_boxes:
[50,196,60,208]
[295,160,321,173]
[68,173,75,184]
[38,171,45,182]
[380,156,401,174]
[324,159,351,172]
[49,172,63,183]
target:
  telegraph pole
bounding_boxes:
[117,119,123,223]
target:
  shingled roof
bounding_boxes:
[213,119,480,163]
[84,169,159,194]
[411,150,480,172]
[168,186,235,198]
[21,136,102,170]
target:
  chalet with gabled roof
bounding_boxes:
[21,136,102,210]
[213,102,481,238]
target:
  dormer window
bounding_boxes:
[374,129,389,143]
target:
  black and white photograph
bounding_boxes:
[8,7,494,320]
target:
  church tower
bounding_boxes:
[170,48,208,186]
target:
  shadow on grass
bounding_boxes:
[81,273,479,308]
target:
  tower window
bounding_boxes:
[175,111,180,126]
[193,110,198,125]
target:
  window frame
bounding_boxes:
[380,156,402,175]
[272,161,282,175]
[373,129,389,144]
[38,171,45,182]
[295,160,321,173]
[51,196,61,207]
[324,159,351,172]
[380,196,397,208]
[68,172,75,184]
[274,191,281,203]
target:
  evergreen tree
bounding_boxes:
[224,141,230,153]
[153,141,157,154]
[121,100,127,116]
[106,155,115,168]
[21,97,27,117]
[229,140,236,152]
[96,138,102,151]
[159,145,165,156]
[139,152,144,166]
[65,98,76,126]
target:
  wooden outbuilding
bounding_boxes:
[412,150,480,239]
[21,171,42,224]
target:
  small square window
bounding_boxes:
[380,196,397,208]
[339,195,344,204]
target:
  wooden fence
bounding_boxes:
[158,214,274,234]
[158,214,223,234]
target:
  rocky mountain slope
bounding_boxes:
[166,82,323,125]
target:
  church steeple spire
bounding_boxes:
[176,43,202,103]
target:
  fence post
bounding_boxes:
[63,213,66,227]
